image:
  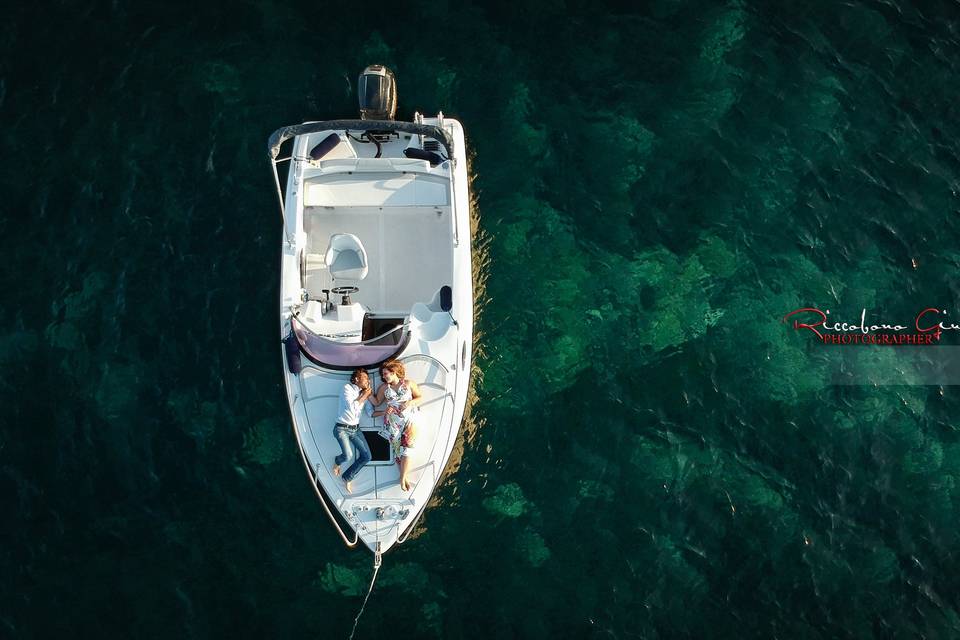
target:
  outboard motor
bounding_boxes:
[358,65,397,121]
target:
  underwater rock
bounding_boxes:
[46,322,81,351]
[482,198,594,408]
[903,437,944,475]
[645,536,709,612]
[201,62,241,102]
[357,31,394,70]
[505,83,547,155]
[694,235,738,279]
[629,438,678,486]
[517,527,551,567]
[717,287,832,404]
[63,271,108,320]
[317,563,366,598]
[420,601,443,637]
[241,418,284,466]
[832,411,857,431]
[699,1,747,66]
[727,470,785,511]
[435,68,457,107]
[379,562,433,593]
[584,115,655,193]
[483,482,529,518]
[94,363,140,422]
[578,479,614,502]
[167,391,217,450]
[861,544,898,587]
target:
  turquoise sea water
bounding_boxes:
[4,0,960,637]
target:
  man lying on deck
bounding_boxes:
[332,368,374,493]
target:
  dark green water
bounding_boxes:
[4,0,960,637]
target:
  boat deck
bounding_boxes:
[304,205,454,312]
[295,357,455,542]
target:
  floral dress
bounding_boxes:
[382,381,416,463]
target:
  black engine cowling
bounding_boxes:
[358,65,397,121]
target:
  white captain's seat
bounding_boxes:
[324,233,369,283]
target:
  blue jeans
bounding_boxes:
[334,422,371,482]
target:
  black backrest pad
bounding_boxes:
[439,285,453,312]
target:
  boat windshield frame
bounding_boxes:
[291,314,411,371]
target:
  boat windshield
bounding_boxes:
[292,315,409,369]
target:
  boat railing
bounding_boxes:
[312,462,361,548]
[449,158,459,247]
[287,379,361,547]
[268,120,454,162]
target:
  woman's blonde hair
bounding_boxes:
[379,359,405,381]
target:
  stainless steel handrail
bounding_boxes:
[268,120,454,163]
[287,376,360,547]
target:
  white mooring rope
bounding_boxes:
[347,548,382,640]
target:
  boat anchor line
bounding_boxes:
[347,543,383,640]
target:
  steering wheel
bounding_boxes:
[331,285,359,304]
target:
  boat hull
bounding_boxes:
[275,117,473,553]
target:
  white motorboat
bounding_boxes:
[267,66,473,559]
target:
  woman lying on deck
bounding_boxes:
[373,359,422,492]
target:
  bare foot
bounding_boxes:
[344,479,353,494]
[332,464,341,477]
